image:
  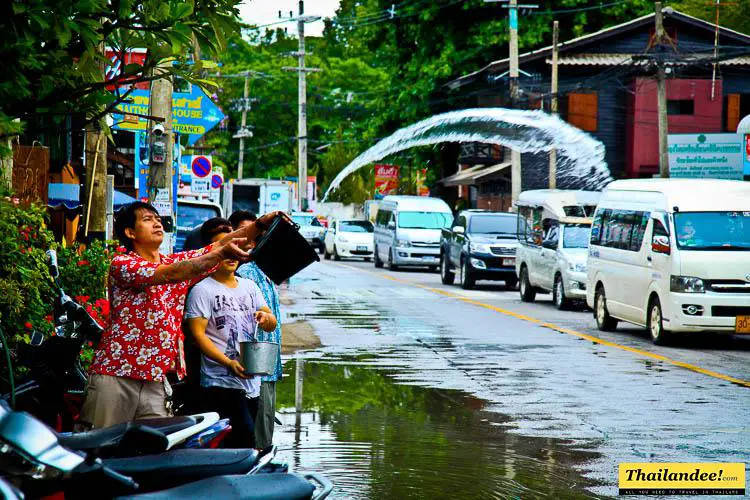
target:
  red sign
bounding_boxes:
[374,164,399,197]
[105,48,149,91]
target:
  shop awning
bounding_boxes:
[48,183,137,211]
[440,162,511,186]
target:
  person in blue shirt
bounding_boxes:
[229,210,283,449]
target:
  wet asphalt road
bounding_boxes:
[282,258,750,496]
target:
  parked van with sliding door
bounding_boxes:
[587,179,750,344]
[515,190,601,309]
[373,196,453,271]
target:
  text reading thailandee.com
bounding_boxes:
[619,462,746,495]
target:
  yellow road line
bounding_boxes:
[334,263,750,388]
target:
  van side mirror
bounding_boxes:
[387,221,396,230]
[542,239,557,250]
[652,235,671,255]
[453,226,465,234]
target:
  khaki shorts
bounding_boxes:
[79,373,169,429]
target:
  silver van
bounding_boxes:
[373,196,453,271]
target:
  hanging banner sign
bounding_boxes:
[104,48,149,91]
[112,85,225,145]
[374,164,400,199]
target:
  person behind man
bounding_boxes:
[184,218,277,448]
[80,201,277,429]
[229,210,283,450]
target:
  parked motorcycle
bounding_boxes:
[0,401,332,499]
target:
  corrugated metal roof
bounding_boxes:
[440,162,511,186]
[544,53,750,66]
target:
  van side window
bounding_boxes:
[542,219,559,245]
[629,212,651,251]
[457,215,467,229]
[518,206,544,246]
[653,218,669,237]
[376,209,391,227]
[597,209,650,251]
[590,209,606,245]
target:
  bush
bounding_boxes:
[0,198,116,374]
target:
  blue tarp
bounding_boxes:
[48,183,137,211]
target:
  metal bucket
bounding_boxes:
[239,341,279,376]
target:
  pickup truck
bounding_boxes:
[439,210,519,290]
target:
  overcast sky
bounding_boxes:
[239,0,342,37]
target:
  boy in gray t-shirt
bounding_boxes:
[185,218,277,448]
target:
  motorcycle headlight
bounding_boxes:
[397,239,411,247]
[470,243,492,254]
[670,276,705,293]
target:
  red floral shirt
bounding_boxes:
[90,246,214,382]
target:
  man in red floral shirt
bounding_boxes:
[80,201,276,429]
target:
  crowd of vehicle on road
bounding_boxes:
[314,179,750,346]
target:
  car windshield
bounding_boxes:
[468,214,516,235]
[398,211,452,229]
[340,221,374,233]
[562,224,591,248]
[177,204,221,229]
[292,215,320,227]
[674,212,750,250]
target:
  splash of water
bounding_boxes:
[323,108,611,201]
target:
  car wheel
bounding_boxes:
[594,285,618,331]
[519,266,536,302]
[461,258,475,290]
[333,245,341,261]
[388,249,399,271]
[505,276,518,290]
[374,245,384,268]
[648,296,671,345]
[440,253,455,285]
[364,257,372,262]
[553,274,571,311]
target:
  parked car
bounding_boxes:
[323,219,374,261]
[292,212,326,253]
[373,196,453,271]
[586,179,750,345]
[440,210,518,290]
[515,190,601,309]
[176,199,223,251]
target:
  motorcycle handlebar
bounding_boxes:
[45,250,60,279]
[59,295,104,339]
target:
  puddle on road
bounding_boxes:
[275,361,602,499]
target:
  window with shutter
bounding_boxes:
[567,92,598,132]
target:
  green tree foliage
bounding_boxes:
[0,0,243,142]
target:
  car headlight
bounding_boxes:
[337,236,348,243]
[670,276,705,293]
[470,242,492,254]
[568,262,587,273]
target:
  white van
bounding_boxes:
[515,190,601,309]
[373,196,453,271]
[586,179,750,344]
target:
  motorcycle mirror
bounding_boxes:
[46,250,60,279]
[29,330,44,346]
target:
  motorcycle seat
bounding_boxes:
[58,416,197,456]
[115,473,316,500]
[104,448,260,492]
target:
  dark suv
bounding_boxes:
[439,210,519,290]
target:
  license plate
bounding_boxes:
[502,258,515,266]
[423,256,437,261]
[356,245,367,251]
[736,315,750,334]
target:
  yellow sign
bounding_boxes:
[619,463,745,495]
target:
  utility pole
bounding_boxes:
[549,20,559,189]
[709,0,737,100]
[147,60,175,252]
[485,0,537,203]
[282,1,321,212]
[233,72,255,180]
[84,40,108,241]
[655,2,670,178]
